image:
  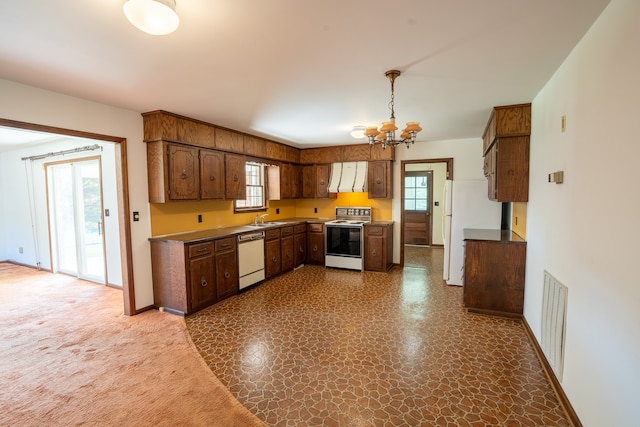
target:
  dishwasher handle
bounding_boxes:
[238,232,265,242]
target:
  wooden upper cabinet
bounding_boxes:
[224,153,246,200]
[176,117,214,148]
[342,145,371,162]
[200,149,225,199]
[368,161,392,199]
[315,164,331,198]
[301,164,331,199]
[167,143,199,200]
[483,104,531,154]
[482,103,531,203]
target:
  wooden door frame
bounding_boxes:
[0,117,136,315]
[400,158,453,267]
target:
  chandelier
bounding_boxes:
[364,70,422,149]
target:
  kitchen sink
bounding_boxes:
[244,221,287,228]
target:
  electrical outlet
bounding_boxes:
[314,208,318,213]
[19,247,23,254]
[276,208,280,214]
[561,115,566,132]
[198,214,202,223]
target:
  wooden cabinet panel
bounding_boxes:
[143,111,178,142]
[300,164,332,198]
[280,163,293,199]
[215,244,238,302]
[463,239,526,315]
[299,147,337,164]
[265,238,281,279]
[244,135,267,158]
[342,145,370,162]
[307,224,325,265]
[315,164,330,198]
[146,140,167,203]
[215,128,244,152]
[368,161,392,199]
[482,103,531,154]
[290,164,302,199]
[224,153,246,200]
[370,143,395,161]
[364,224,393,272]
[189,254,216,313]
[487,137,529,202]
[177,117,214,148]
[266,141,286,161]
[294,230,307,266]
[281,235,295,273]
[200,149,225,199]
[168,144,199,200]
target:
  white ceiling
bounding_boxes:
[0,0,610,149]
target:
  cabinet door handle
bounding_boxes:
[272,256,277,262]
[200,277,208,287]
[312,245,318,252]
[233,174,239,182]
[376,179,382,185]
[299,246,304,253]
[181,169,187,179]
[372,249,377,257]
[210,175,216,181]
[224,272,230,279]
[319,179,325,185]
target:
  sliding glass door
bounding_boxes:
[47,157,105,284]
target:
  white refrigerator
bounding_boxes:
[442,179,502,286]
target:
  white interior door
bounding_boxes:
[48,158,106,284]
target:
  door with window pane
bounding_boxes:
[403,171,433,246]
[48,158,106,284]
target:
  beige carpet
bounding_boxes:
[0,263,265,427]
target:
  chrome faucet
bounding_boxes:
[253,213,269,225]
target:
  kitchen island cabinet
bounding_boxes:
[463,229,526,317]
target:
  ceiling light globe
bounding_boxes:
[350,125,367,139]
[124,0,179,36]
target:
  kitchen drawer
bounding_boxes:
[366,226,384,236]
[214,237,235,252]
[265,228,281,240]
[294,224,307,234]
[281,226,294,236]
[188,241,213,258]
[308,223,323,233]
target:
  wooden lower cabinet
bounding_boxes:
[294,224,307,267]
[265,228,282,279]
[214,237,238,302]
[364,223,393,272]
[463,230,526,316]
[150,236,238,315]
[281,226,295,273]
[307,222,325,265]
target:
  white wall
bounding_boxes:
[526,1,640,425]
[393,138,487,262]
[0,79,153,310]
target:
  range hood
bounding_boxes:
[328,161,368,193]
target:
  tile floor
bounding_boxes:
[186,247,571,426]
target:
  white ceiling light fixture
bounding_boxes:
[364,70,422,149]
[350,125,366,139]
[123,0,179,36]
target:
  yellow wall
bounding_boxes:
[511,202,527,239]
[150,193,392,236]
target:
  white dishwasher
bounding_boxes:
[237,231,265,290]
